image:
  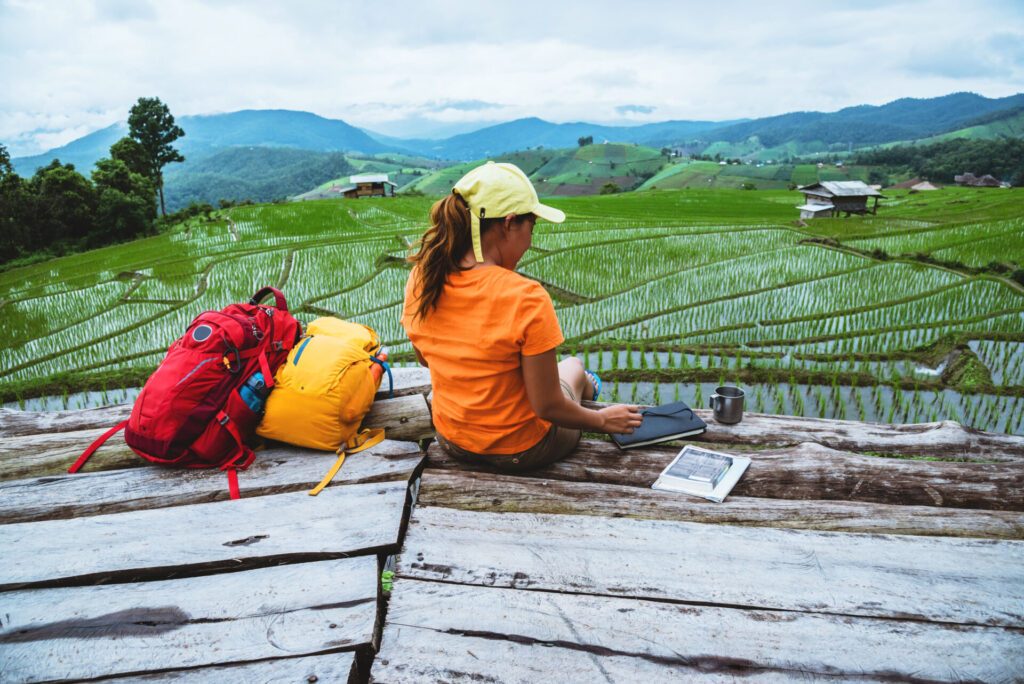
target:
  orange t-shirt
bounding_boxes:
[401,266,564,454]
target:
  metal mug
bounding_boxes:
[709,385,745,424]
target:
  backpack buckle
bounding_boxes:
[273,340,283,351]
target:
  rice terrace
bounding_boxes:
[3,184,1023,437]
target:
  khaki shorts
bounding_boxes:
[436,381,582,473]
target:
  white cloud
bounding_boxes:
[1,0,1022,155]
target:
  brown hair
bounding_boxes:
[407,194,502,321]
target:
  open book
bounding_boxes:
[652,445,751,503]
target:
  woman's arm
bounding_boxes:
[412,344,428,368]
[521,349,642,433]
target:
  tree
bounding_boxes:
[577,135,593,147]
[91,158,157,242]
[28,160,97,249]
[128,97,185,216]
[110,136,150,177]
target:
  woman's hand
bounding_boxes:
[598,404,644,434]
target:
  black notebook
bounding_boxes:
[611,401,707,450]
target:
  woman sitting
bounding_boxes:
[401,161,642,472]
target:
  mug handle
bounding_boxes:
[709,396,719,411]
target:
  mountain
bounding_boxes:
[390,117,734,160]
[12,109,393,177]
[701,92,1024,147]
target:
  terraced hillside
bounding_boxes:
[2,187,1022,435]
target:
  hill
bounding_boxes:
[404,143,670,196]
[12,109,393,178]
[163,147,353,208]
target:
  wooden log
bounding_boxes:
[1,557,376,683]
[0,480,408,590]
[0,393,434,482]
[583,401,1024,462]
[96,654,356,683]
[0,439,424,524]
[417,470,1024,540]
[426,440,1024,511]
[397,507,1024,628]
[0,366,431,439]
[372,579,1024,683]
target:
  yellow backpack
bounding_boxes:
[257,317,392,495]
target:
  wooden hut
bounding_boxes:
[338,173,397,199]
[796,180,885,218]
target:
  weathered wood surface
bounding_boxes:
[399,507,1024,628]
[96,654,357,682]
[428,439,1024,511]
[1,557,376,683]
[0,393,434,481]
[0,366,431,439]
[583,401,1024,461]
[0,439,423,524]
[0,479,407,590]
[373,579,1024,683]
[98,654,357,682]
[417,470,1024,539]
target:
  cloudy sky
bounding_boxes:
[1,0,1022,156]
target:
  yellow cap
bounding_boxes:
[452,161,566,262]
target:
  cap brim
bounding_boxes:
[533,202,565,224]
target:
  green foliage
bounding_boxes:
[128,96,186,215]
[854,138,1024,185]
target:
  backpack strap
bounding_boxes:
[370,355,394,398]
[308,428,386,496]
[250,287,288,311]
[217,410,257,500]
[68,420,128,473]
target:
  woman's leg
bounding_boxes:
[558,356,592,402]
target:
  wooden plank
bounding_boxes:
[0,393,433,481]
[0,480,408,590]
[0,439,424,524]
[372,579,1024,683]
[1,557,376,683]
[585,401,1024,462]
[418,470,1024,540]
[427,439,1024,510]
[96,654,356,682]
[0,366,431,438]
[398,507,1024,628]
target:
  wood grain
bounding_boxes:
[1,557,376,683]
[0,480,408,590]
[0,439,424,524]
[372,579,1024,683]
[398,506,1024,628]
[582,401,1024,462]
[427,439,1024,510]
[417,470,1024,539]
[0,393,434,481]
[0,366,431,439]
[96,654,357,683]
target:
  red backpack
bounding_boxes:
[69,287,302,498]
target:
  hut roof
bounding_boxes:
[350,173,397,186]
[798,181,884,198]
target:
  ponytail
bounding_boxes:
[407,194,473,321]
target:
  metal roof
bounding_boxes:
[350,173,397,185]
[798,181,884,198]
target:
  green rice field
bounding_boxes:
[2,186,1023,435]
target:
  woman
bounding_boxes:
[401,161,643,472]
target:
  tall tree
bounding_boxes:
[110,136,150,177]
[128,97,185,216]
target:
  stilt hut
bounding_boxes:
[796,181,884,218]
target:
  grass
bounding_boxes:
[2,185,1022,435]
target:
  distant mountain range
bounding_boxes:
[9,91,1024,209]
